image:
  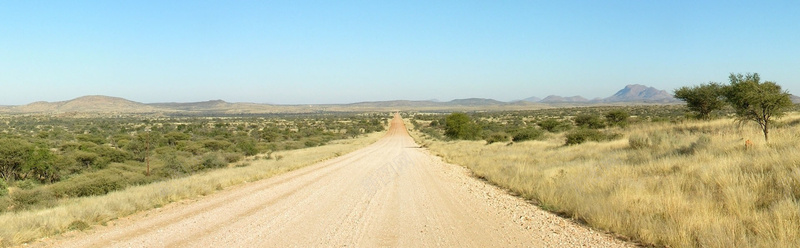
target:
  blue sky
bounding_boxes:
[2,1,798,105]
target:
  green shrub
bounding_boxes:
[50,169,129,197]
[538,119,572,133]
[203,140,232,151]
[512,127,544,142]
[444,113,481,140]
[0,178,7,196]
[565,129,609,145]
[201,153,228,169]
[155,153,189,178]
[574,114,606,129]
[222,152,243,163]
[236,139,259,156]
[16,179,40,190]
[605,110,630,128]
[11,188,56,210]
[484,132,510,144]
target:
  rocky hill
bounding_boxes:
[523,84,679,103]
[6,95,161,113]
[539,95,589,103]
[603,84,678,103]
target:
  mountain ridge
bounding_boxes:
[0,85,716,114]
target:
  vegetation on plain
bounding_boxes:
[408,73,798,247]
[0,131,384,246]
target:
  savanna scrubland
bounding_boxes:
[0,113,387,246]
[409,105,800,247]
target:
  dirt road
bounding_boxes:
[42,114,631,247]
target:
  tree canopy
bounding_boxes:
[722,73,792,141]
[674,82,725,120]
[444,113,481,140]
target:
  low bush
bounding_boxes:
[50,168,146,197]
[565,129,615,145]
[0,179,8,196]
[538,119,572,133]
[512,127,544,142]
[200,152,228,169]
[222,152,243,163]
[484,132,510,144]
[11,188,56,210]
[574,114,606,129]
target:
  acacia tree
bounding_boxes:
[674,82,726,120]
[722,73,792,142]
[604,110,630,128]
[444,113,481,140]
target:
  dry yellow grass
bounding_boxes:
[410,114,800,247]
[0,132,384,247]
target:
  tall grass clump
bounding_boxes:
[411,114,800,247]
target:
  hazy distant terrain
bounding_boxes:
[0,85,689,115]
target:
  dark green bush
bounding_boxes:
[484,132,510,144]
[565,129,609,145]
[538,119,572,133]
[512,127,544,142]
[445,113,481,140]
[200,153,228,169]
[605,110,630,128]
[574,114,606,129]
[203,140,233,151]
[50,169,132,197]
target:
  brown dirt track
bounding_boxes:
[37,114,632,247]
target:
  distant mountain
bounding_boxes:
[539,95,589,103]
[8,95,160,113]
[0,85,697,115]
[445,98,505,106]
[150,100,235,111]
[791,94,800,104]
[521,96,541,102]
[603,84,678,103]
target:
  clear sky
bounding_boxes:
[2,1,798,105]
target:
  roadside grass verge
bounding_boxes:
[409,115,800,247]
[0,132,383,247]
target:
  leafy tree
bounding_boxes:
[674,83,726,119]
[24,147,61,183]
[722,73,792,142]
[444,113,481,140]
[574,114,605,129]
[604,110,630,128]
[0,139,33,182]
